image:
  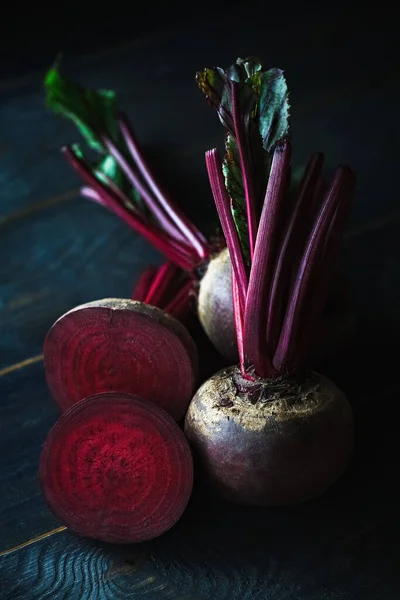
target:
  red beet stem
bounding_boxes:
[164,279,195,321]
[243,140,291,378]
[44,299,198,420]
[62,146,195,271]
[205,148,248,311]
[132,266,158,301]
[232,270,245,371]
[294,174,356,365]
[144,262,180,307]
[231,81,257,258]
[273,166,356,371]
[118,113,209,261]
[103,135,187,244]
[39,392,193,544]
[266,153,324,353]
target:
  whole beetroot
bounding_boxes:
[185,129,356,505]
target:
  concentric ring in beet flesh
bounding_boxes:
[43,299,198,420]
[39,392,194,544]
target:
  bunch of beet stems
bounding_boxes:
[206,139,356,377]
[63,114,210,270]
[131,260,194,321]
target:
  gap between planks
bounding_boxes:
[0,189,79,227]
[0,354,44,378]
[0,526,67,558]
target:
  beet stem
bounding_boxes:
[145,262,180,307]
[294,174,356,365]
[232,270,245,372]
[243,141,291,378]
[80,186,102,202]
[205,148,249,310]
[164,279,194,320]
[118,114,209,261]
[231,82,257,258]
[62,146,195,271]
[132,266,158,301]
[103,136,186,245]
[273,166,356,371]
[266,153,324,353]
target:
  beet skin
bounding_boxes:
[184,366,354,506]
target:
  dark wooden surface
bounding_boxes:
[1,9,400,599]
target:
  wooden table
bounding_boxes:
[1,12,399,599]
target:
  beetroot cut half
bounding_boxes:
[39,392,194,544]
[44,299,198,420]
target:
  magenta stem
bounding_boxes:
[294,174,356,366]
[118,114,209,261]
[266,153,324,353]
[232,270,245,373]
[163,279,194,320]
[103,136,187,245]
[205,149,249,310]
[132,267,158,301]
[243,141,291,378]
[231,82,257,258]
[144,262,180,307]
[62,147,195,271]
[273,166,356,371]
[80,186,102,203]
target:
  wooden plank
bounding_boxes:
[1,382,400,600]
[0,198,165,368]
[0,362,61,550]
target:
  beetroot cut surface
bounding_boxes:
[44,299,198,420]
[39,392,194,544]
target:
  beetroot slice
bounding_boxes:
[39,392,194,544]
[43,299,198,420]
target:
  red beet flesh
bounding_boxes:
[39,392,193,544]
[184,367,354,506]
[44,299,198,420]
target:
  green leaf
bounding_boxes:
[44,63,120,154]
[45,63,147,211]
[198,58,291,259]
[259,68,290,153]
[222,134,250,261]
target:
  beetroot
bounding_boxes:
[186,368,353,506]
[44,299,197,420]
[185,132,357,506]
[44,62,354,367]
[39,392,193,543]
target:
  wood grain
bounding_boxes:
[0,362,61,550]
[1,12,400,600]
[1,427,400,600]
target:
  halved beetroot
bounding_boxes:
[43,299,198,420]
[39,392,194,544]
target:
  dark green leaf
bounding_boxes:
[198,58,291,258]
[196,67,235,134]
[45,63,146,211]
[44,63,120,153]
[259,68,290,153]
[222,134,250,261]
